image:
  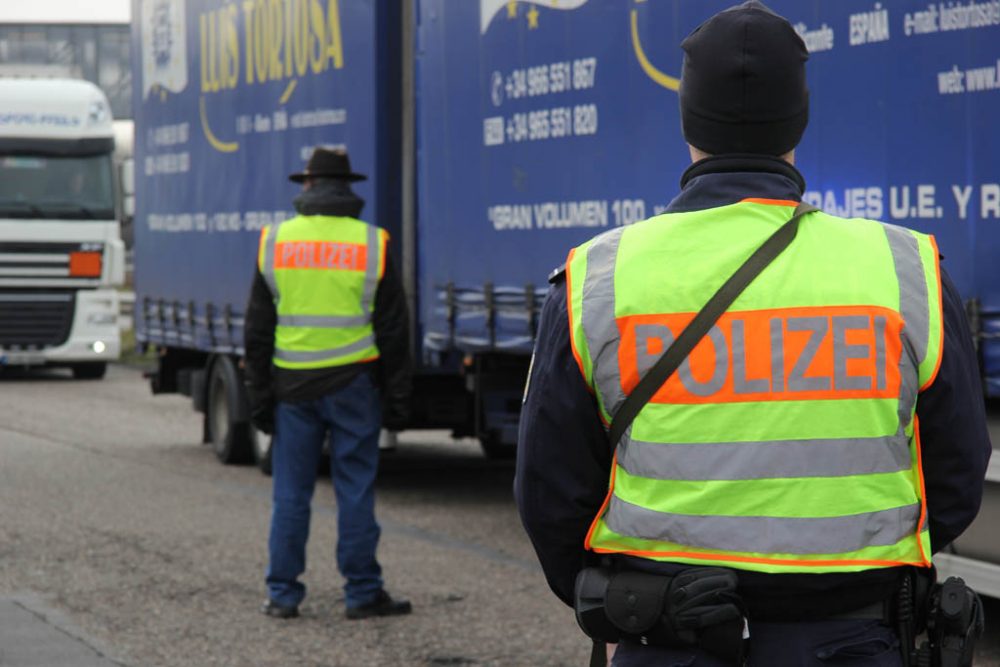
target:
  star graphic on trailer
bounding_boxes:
[527,5,539,28]
[507,0,517,18]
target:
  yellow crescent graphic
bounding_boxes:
[199,96,239,153]
[630,8,680,92]
[279,80,298,105]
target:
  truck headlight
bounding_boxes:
[92,341,107,354]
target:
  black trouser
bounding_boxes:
[611,619,901,667]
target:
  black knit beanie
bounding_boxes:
[679,1,809,156]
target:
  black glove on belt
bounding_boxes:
[575,566,747,664]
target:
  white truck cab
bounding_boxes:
[0,78,125,378]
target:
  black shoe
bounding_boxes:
[345,590,412,620]
[260,599,299,619]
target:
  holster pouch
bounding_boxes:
[574,566,622,643]
[922,576,985,667]
[605,571,674,641]
[574,566,747,664]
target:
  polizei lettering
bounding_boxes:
[274,240,366,271]
[621,306,903,404]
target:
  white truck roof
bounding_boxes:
[0,1,129,24]
[0,78,114,141]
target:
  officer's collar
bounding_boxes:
[667,154,806,214]
[293,181,365,218]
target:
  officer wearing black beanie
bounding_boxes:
[680,0,809,157]
[515,2,991,667]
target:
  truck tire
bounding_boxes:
[71,362,107,380]
[207,357,253,464]
[252,426,272,476]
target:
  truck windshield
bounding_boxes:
[0,154,115,220]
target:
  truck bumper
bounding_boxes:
[0,289,121,365]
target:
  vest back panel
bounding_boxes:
[566,200,943,573]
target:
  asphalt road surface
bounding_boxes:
[1,364,997,666]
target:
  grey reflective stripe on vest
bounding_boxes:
[897,353,920,439]
[618,434,913,481]
[883,223,931,429]
[278,314,369,328]
[361,224,380,314]
[273,334,376,363]
[262,221,284,299]
[883,224,929,369]
[605,495,921,555]
[581,228,628,418]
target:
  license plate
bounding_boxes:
[0,351,45,365]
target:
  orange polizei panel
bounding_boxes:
[274,241,367,271]
[617,305,904,404]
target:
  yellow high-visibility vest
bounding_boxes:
[258,214,388,369]
[566,199,943,573]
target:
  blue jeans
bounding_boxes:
[266,371,384,609]
[611,619,902,666]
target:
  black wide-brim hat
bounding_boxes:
[289,147,367,183]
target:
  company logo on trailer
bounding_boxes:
[480,0,589,33]
[479,0,679,93]
[142,0,188,99]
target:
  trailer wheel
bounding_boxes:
[71,362,107,380]
[252,426,272,476]
[207,357,253,464]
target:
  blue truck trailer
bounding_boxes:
[131,0,414,466]
[132,0,1000,592]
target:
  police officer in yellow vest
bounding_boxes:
[515,3,992,665]
[245,147,413,620]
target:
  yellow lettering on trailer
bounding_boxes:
[200,0,343,101]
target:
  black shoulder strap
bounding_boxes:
[607,202,818,447]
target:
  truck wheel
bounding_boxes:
[72,362,107,380]
[252,426,272,476]
[207,357,253,464]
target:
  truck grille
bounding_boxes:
[0,291,75,347]
[0,242,102,283]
